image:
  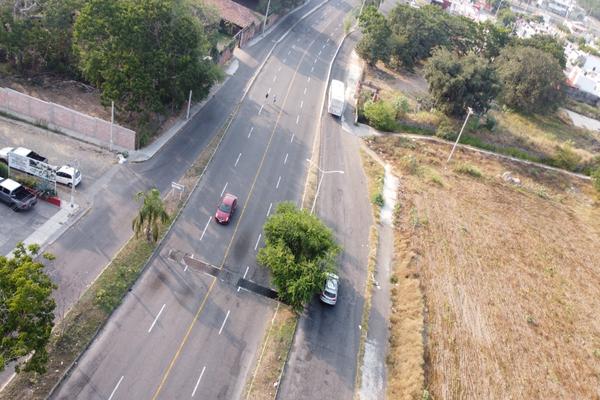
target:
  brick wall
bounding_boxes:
[0,88,136,150]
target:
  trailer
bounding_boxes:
[327,79,345,117]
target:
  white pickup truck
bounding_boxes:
[0,147,82,187]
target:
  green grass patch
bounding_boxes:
[454,163,483,178]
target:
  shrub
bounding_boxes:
[454,163,483,178]
[391,94,410,118]
[592,168,600,192]
[552,141,582,171]
[0,162,7,178]
[484,114,497,130]
[372,192,384,207]
[364,99,397,131]
[435,118,457,140]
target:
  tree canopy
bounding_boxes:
[73,0,220,113]
[257,202,340,311]
[0,243,56,373]
[132,188,170,243]
[425,48,499,116]
[495,46,565,114]
[515,34,566,69]
[356,6,392,66]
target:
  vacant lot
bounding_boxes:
[361,64,600,174]
[368,135,600,399]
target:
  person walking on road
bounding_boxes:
[273,95,277,104]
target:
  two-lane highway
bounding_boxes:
[51,0,356,398]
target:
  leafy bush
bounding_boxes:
[552,141,582,171]
[0,162,7,178]
[484,114,497,130]
[591,168,600,192]
[364,100,397,131]
[372,192,384,207]
[435,118,457,140]
[454,163,483,178]
[391,94,410,118]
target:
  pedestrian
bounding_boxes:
[265,92,269,99]
[273,95,277,104]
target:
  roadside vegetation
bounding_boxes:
[0,111,230,399]
[257,202,340,312]
[355,4,600,181]
[0,0,222,146]
[0,244,56,374]
[244,305,297,400]
[368,134,600,399]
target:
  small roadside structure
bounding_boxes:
[203,0,261,49]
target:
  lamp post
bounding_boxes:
[447,107,473,164]
[306,159,344,214]
[262,0,271,35]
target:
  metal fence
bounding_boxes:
[0,87,136,150]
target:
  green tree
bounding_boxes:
[132,188,169,242]
[356,6,391,65]
[257,203,340,311]
[516,34,566,68]
[495,46,565,114]
[425,48,499,116]
[496,8,517,28]
[0,243,56,373]
[591,167,600,192]
[73,0,220,113]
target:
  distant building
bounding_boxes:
[566,65,600,105]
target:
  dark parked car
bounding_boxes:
[215,193,238,224]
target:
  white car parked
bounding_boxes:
[55,166,82,187]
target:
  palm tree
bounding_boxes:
[132,188,169,242]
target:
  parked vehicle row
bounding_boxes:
[0,146,82,187]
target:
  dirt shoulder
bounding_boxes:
[367,135,600,399]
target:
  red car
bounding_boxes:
[215,193,238,224]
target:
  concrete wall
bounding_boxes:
[0,88,136,150]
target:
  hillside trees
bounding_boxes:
[516,34,566,68]
[257,203,340,311]
[495,46,565,114]
[425,48,499,116]
[356,6,391,65]
[73,0,220,113]
[0,243,56,373]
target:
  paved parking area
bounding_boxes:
[0,116,115,254]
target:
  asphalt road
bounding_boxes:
[51,0,356,398]
[276,31,373,399]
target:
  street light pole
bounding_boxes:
[306,159,344,214]
[447,107,473,164]
[262,0,271,35]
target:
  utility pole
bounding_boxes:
[187,90,193,120]
[110,101,114,151]
[263,0,271,35]
[447,107,473,164]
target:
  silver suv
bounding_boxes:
[320,273,339,305]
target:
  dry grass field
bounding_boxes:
[367,135,600,399]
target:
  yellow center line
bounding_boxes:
[150,36,317,400]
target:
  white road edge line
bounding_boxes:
[258,104,264,115]
[296,115,300,124]
[276,176,281,189]
[200,216,211,241]
[108,376,124,400]
[218,310,231,335]
[311,66,314,72]
[191,366,206,397]
[221,182,228,197]
[273,75,278,82]
[235,153,242,167]
[244,266,250,279]
[268,87,271,94]
[148,304,166,333]
[300,100,303,109]
[304,87,307,95]
[307,76,311,82]
[290,133,295,143]
[254,233,262,251]
[267,202,273,216]
[248,127,254,138]
[284,153,289,164]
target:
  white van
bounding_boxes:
[327,80,345,117]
